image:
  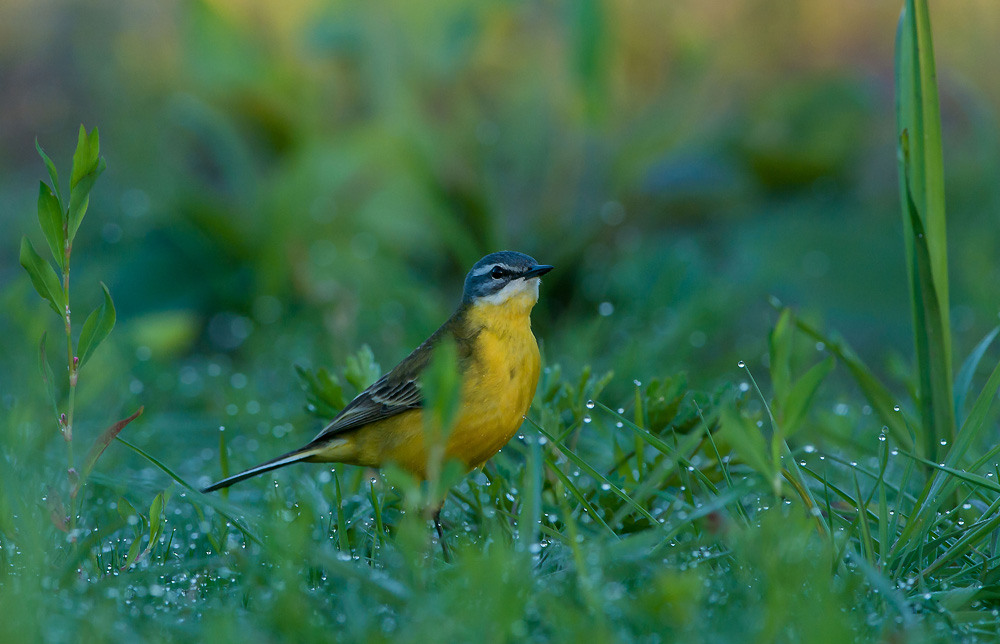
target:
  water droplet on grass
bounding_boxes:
[737,360,745,368]
[585,400,595,409]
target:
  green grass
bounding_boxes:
[5,1,1000,642]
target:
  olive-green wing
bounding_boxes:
[306,310,476,445]
[306,371,424,444]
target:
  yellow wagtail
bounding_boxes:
[202,251,552,494]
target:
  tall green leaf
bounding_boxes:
[67,125,105,243]
[900,162,955,461]
[769,308,794,403]
[896,0,954,461]
[19,237,66,316]
[35,138,63,208]
[76,282,116,368]
[36,182,65,270]
[781,356,836,436]
[953,326,999,427]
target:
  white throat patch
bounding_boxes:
[476,277,540,306]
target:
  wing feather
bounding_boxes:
[308,375,422,444]
[305,308,477,446]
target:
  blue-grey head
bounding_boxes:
[462,251,554,306]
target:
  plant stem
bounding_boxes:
[63,238,78,539]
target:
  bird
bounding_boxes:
[202,251,553,510]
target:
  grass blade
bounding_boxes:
[116,437,263,546]
[954,326,1000,429]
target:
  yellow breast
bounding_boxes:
[335,290,542,477]
[445,295,541,469]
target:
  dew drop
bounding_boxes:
[582,415,592,424]
[585,400,595,410]
[737,360,745,368]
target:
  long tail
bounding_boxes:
[201,446,322,493]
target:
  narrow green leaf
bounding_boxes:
[37,182,65,270]
[853,472,876,566]
[897,0,954,463]
[769,308,794,402]
[70,125,99,190]
[903,162,955,462]
[781,356,835,436]
[19,236,66,316]
[36,138,63,207]
[947,356,1000,470]
[148,493,164,543]
[67,157,106,242]
[124,535,143,569]
[38,332,60,420]
[77,282,116,368]
[719,405,774,483]
[904,455,1000,496]
[117,496,138,527]
[954,326,999,427]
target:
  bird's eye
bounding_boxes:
[490,266,505,279]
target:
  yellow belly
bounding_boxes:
[310,298,541,478]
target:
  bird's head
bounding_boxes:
[462,251,554,309]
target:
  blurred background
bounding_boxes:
[2,0,1000,481]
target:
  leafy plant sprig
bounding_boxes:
[20,125,143,540]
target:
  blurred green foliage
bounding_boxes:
[4,0,1000,642]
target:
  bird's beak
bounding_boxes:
[522,264,554,279]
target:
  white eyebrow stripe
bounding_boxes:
[471,263,517,277]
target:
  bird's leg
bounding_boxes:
[432,505,450,562]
